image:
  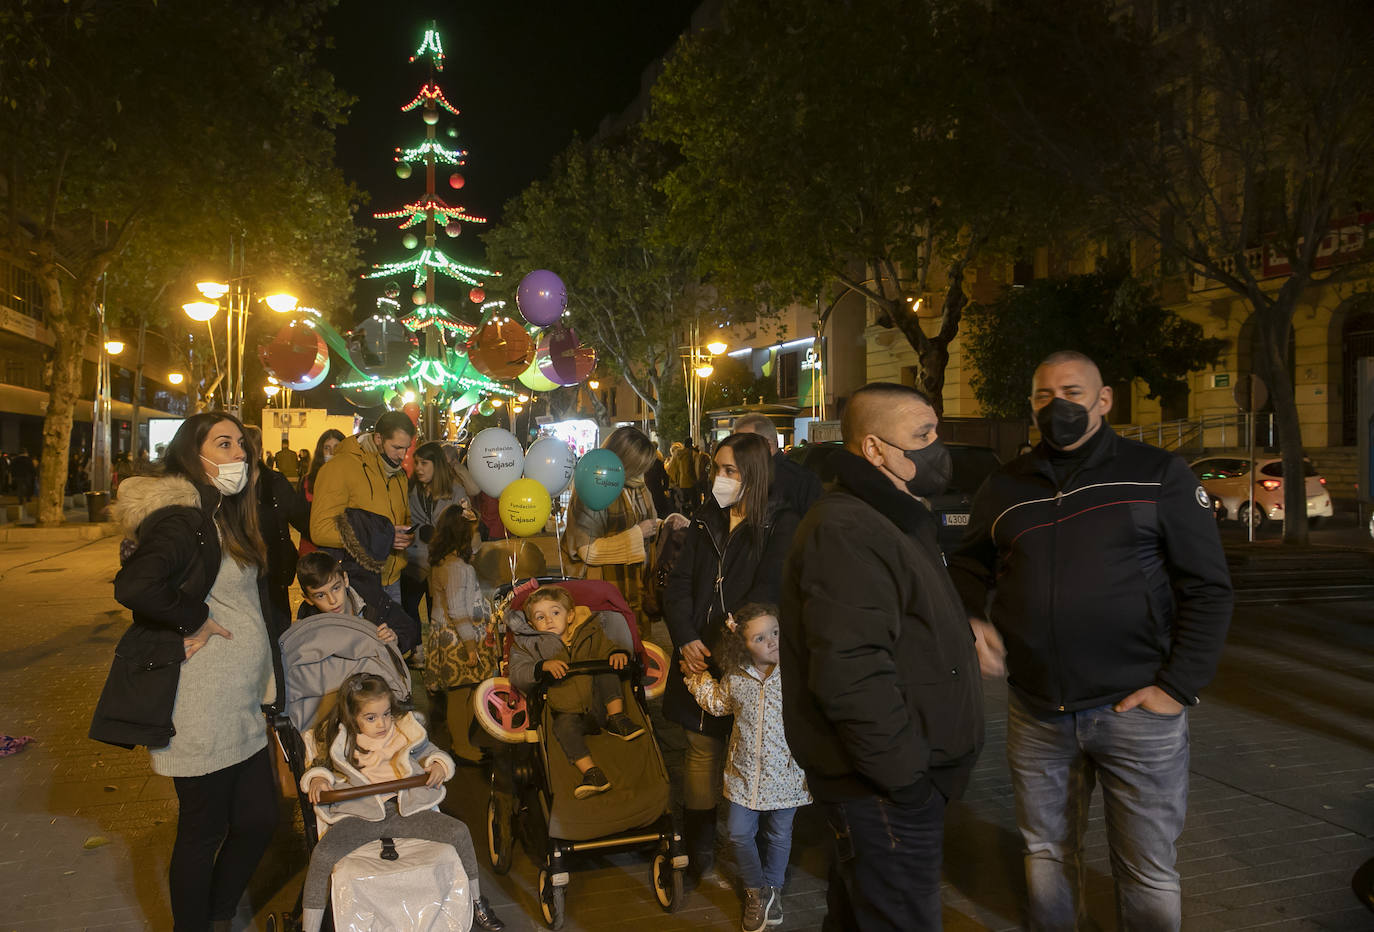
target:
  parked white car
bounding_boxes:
[1189,456,1334,529]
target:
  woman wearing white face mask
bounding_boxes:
[662,431,801,890]
[92,412,286,931]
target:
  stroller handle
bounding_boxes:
[316,773,430,804]
[536,658,637,685]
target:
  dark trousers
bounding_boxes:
[821,789,947,932]
[549,673,621,763]
[169,746,278,931]
[400,573,430,630]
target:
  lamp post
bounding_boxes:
[682,321,727,446]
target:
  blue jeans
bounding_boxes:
[821,789,946,932]
[726,802,796,889]
[1007,690,1189,932]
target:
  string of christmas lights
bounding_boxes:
[364,247,500,288]
[373,194,487,229]
[401,83,460,116]
[395,140,467,166]
[410,28,444,70]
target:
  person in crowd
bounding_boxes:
[508,585,645,798]
[91,412,286,931]
[298,429,345,557]
[309,412,416,650]
[442,442,482,500]
[295,551,403,643]
[733,413,824,516]
[401,441,466,647]
[1016,441,1035,456]
[11,448,36,504]
[424,504,497,763]
[299,672,504,932]
[683,602,809,932]
[644,445,673,517]
[562,426,660,641]
[948,351,1233,931]
[274,439,301,488]
[664,431,800,890]
[245,425,308,626]
[665,440,697,514]
[297,448,311,477]
[472,490,508,541]
[781,381,984,931]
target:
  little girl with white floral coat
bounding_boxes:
[684,602,810,932]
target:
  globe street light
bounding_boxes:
[103,340,125,355]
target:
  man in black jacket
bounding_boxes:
[733,413,824,516]
[948,351,1233,931]
[781,382,983,931]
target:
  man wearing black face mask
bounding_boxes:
[780,382,983,931]
[947,350,1232,931]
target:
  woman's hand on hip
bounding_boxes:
[681,639,711,674]
[184,617,232,661]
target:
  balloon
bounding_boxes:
[283,354,330,391]
[517,355,560,393]
[469,287,485,304]
[515,269,567,326]
[468,427,524,497]
[478,399,494,417]
[402,401,421,425]
[573,449,625,511]
[449,172,465,189]
[523,436,576,497]
[259,322,327,384]
[538,326,596,386]
[498,478,551,537]
[469,318,534,379]
[445,221,461,237]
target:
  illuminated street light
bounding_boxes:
[516,393,529,403]
[706,340,728,356]
[264,293,299,313]
[182,301,219,322]
[196,281,230,300]
[491,397,504,407]
[695,364,715,379]
[167,372,185,386]
[588,380,600,390]
[103,340,125,355]
[512,404,524,414]
[264,383,281,397]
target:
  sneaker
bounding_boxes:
[763,884,783,925]
[604,712,645,741]
[741,888,770,932]
[573,766,612,799]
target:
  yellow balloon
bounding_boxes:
[498,477,552,537]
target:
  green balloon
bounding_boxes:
[573,449,625,511]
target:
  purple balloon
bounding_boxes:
[516,269,567,327]
[538,326,595,386]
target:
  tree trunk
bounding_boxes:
[1253,296,1307,545]
[36,280,98,524]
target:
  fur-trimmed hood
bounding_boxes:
[112,475,206,536]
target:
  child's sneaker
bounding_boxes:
[573,766,612,799]
[741,888,770,932]
[763,885,783,925]
[605,712,645,741]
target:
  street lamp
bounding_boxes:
[103,340,125,355]
[683,325,726,445]
[167,372,185,386]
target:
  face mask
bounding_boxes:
[1035,397,1091,448]
[201,456,248,496]
[381,451,404,469]
[712,475,741,509]
[322,452,334,463]
[880,438,951,498]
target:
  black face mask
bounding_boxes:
[1035,397,1091,448]
[381,450,404,469]
[880,437,952,498]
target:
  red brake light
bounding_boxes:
[1259,479,1281,491]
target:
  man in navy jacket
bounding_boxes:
[948,350,1232,931]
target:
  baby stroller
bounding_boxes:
[471,576,681,929]
[270,613,473,932]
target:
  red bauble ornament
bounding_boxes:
[469,287,486,304]
[449,173,465,189]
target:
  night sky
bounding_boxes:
[322,1,701,266]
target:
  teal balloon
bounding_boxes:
[573,449,625,511]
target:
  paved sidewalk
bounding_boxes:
[1,536,1371,930]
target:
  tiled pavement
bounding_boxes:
[1,535,1371,930]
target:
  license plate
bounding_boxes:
[942,513,969,526]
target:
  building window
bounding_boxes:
[777,350,799,399]
[0,257,45,320]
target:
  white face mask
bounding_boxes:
[322,452,334,463]
[201,456,248,496]
[712,475,741,509]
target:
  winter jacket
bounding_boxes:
[780,450,983,803]
[508,606,631,713]
[663,495,800,738]
[947,426,1234,713]
[90,474,286,750]
[260,466,308,620]
[686,665,811,811]
[402,485,461,579]
[300,711,454,825]
[296,580,417,652]
[772,450,823,517]
[309,435,410,585]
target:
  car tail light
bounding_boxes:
[1259,479,1281,491]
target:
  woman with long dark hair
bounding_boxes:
[401,441,466,634]
[91,412,286,931]
[662,431,800,889]
[297,428,345,556]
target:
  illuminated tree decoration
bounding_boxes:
[366,246,497,288]
[374,193,487,230]
[410,27,445,70]
[401,83,460,116]
[397,140,468,166]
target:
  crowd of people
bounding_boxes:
[87,347,1234,932]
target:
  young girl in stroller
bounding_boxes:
[299,672,505,932]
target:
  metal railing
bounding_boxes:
[1117,412,1276,454]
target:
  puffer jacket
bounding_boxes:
[686,665,811,811]
[91,474,285,750]
[309,435,410,585]
[300,711,454,825]
[662,495,799,738]
[508,606,631,713]
[402,485,461,579]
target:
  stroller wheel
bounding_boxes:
[538,868,566,930]
[473,677,530,743]
[486,793,515,875]
[651,851,684,912]
[640,641,670,700]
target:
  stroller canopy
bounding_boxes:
[279,613,412,735]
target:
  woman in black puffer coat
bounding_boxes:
[662,431,799,886]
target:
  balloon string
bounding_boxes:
[509,549,518,588]
[555,508,566,577]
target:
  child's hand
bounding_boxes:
[424,759,446,787]
[609,652,628,670]
[307,776,332,804]
[542,659,569,679]
[375,623,397,644]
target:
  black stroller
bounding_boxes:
[471,576,682,929]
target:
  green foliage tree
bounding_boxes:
[484,134,707,447]
[994,0,1374,543]
[964,270,1226,419]
[648,0,1085,412]
[0,0,364,523]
